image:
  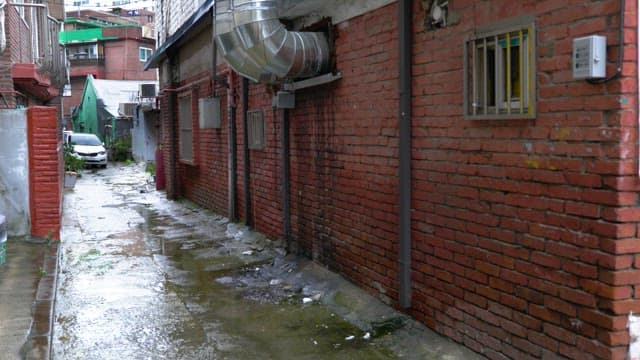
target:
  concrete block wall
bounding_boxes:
[27,107,62,240]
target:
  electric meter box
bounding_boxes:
[572,35,606,79]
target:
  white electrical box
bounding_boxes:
[572,35,606,79]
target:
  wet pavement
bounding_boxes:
[53,163,484,360]
[0,237,58,360]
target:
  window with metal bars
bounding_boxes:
[247,110,265,150]
[464,20,536,119]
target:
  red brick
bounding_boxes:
[598,330,629,346]
[601,238,640,254]
[544,295,577,317]
[544,323,576,345]
[600,299,640,315]
[578,308,628,331]
[600,269,640,286]
[580,280,631,300]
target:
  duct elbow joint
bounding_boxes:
[215,0,330,82]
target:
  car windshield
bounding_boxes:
[71,134,102,146]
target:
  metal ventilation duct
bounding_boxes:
[215,0,329,83]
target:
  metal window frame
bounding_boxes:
[139,47,153,62]
[464,17,536,120]
[178,94,194,162]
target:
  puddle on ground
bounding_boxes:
[54,166,400,359]
[163,244,397,359]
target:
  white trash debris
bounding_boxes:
[302,297,313,304]
[345,335,355,341]
[363,332,371,340]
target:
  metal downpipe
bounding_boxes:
[168,56,178,200]
[228,71,238,222]
[214,0,329,82]
[282,108,291,252]
[398,0,413,309]
[242,77,252,226]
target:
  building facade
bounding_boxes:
[0,1,65,240]
[0,0,66,108]
[60,9,156,127]
[148,1,640,359]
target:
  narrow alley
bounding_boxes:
[53,164,480,359]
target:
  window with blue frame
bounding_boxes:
[139,47,153,62]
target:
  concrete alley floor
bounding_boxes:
[0,237,58,360]
[53,163,484,360]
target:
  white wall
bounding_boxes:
[0,110,30,236]
[131,109,158,162]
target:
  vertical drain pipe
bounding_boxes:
[242,78,252,226]
[282,108,291,252]
[167,55,178,200]
[228,71,238,222]
[398,0,413,309]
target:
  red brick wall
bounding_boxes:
[104,39,157,81]
[289,8,400,294]
[158,91,175,199]
[27,106,62,240]
[177,75,229,215]
[158,1,640,359]
[405,1,636,359]
[0,5,32,108]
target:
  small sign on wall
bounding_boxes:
[199,97,221,129]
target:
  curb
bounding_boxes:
[20,240,59,360]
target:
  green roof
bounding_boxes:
[59,28,118,44]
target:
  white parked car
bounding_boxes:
[68,133,108,168]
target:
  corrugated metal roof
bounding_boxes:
[90,77,158,118]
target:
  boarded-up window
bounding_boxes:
[178,95,193,162]
[247,110,265,150]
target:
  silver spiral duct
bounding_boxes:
[215,0,329,83]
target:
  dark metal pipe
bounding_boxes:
[398,0,413,309]
[228,71,238,222]
[167,55,178,200]
[282,108,291,252]
[212,2,217,93]
[587,0,625,84]
[242,77,252,227]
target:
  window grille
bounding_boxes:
[464,21,536,119]
[247,110,265,150]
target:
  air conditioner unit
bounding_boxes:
[118,103,137,117]
[139,83,157,98]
